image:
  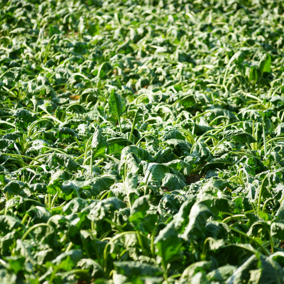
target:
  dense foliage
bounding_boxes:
[1,0,284,283]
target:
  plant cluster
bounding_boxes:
[1,0,284,283]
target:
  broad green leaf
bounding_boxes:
[224,129,256,144]
[78,17,85,35]
[161,173,186,190]
[91,126,107,157]
[0,215,22,234]
[109,89,126,131]
[182,202,212,239]
[3,181,25,197]
[271,221,284,240]
[77,259,104,278]
[180,261,212,280]
[63,198,89,215]
[113,261,162,277]
[143,163,169,184]
[207,265,236,282]
[259,54,271,75]
[98,62,112,79]
[52,249,82,267]
[154,222,183,265]
[87,197,127,221]
[129,195,150,222]
[27,206,51,223]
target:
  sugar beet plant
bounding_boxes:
[2,0,284,283]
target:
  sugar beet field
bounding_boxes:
[2,0,284,283]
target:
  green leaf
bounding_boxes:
[109,89,126,132]
[154,222,183,265]
[63,198,89,215]
[52,250,82,267]
[259,54,271,75]
[129,195,150,222]
[207,265,236,282]
[78,17,85,35]
[92,126,107,157]
[3,181,25,197]
[143,163,170,184]
[271,221,284,240]
[113,261,162,277]
[0,215,22,234]
[248,66,258,82]
[227,255,284,284]
[226,255,258,284]
[224,129,256,144]
[0,139,13,150]
[27,206,51,223]
[206,237,225,250]
[98,62,112,79]
[121,146,153,162]
[87,197,127,221]
[5,256,25,274]
[47,154,80,172]
[180,261,212,281]
[182,202,212,239]
[161,173,186,190]
[77,259,104,278]
[158,194,187,215]
[172,196,197,233]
